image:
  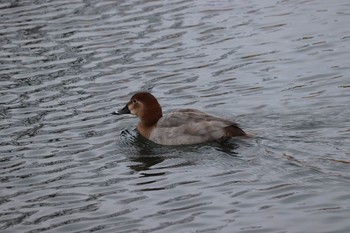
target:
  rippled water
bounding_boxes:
[1,0,350,232]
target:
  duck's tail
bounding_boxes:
[224,124,252,138]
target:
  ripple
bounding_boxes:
[1,0,350,233]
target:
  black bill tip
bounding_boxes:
[113,104,130,115]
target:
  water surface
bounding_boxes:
[1,0,350,232]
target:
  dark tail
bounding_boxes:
[224,124,248,138]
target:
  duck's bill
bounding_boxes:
[113,104,130,115]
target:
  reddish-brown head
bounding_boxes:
[121,92,163,126]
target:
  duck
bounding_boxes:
[114,92,249,145]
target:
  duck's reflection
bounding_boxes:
[129,155,165,172]
[125,131,166,172]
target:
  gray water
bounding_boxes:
[1,0,350,232]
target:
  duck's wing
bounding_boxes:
[157,109,233,127]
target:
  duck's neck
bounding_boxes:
[137,106,162,138]
[137,122,155,138]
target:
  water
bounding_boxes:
[1,0,350,232]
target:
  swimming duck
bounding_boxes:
[114,92,248,145]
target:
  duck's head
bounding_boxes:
[114,92,163,126]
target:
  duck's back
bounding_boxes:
[149,109,246,145]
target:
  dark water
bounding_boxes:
[1,0,350,232]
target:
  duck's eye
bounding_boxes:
[132,99,137,103]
